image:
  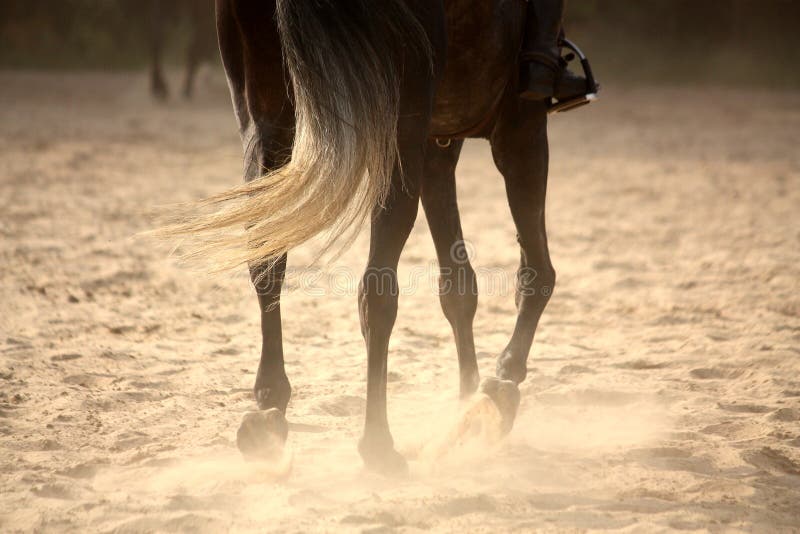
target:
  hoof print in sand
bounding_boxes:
[237,408,288,461]
[480,377,520,436]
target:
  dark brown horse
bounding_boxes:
[170,0,559,473]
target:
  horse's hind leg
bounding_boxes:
[219,0,294,411]
[249,255,290,412]
[354,0,445,475]
[421,140,480,398]
[357,92,440,474]
[358,167,421,474]
[489,97,555,384]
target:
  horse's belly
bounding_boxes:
[429,0,524,137]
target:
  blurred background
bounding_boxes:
[1,0,799,88]
[0,0,214,71]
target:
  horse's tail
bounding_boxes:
[158,0,431,271]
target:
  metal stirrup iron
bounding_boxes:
[547,38,600,114]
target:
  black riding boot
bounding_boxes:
[519,0,587,101]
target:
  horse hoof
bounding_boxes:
[479,377,520,435]
[358,438,408,476]
[237,408,289,461]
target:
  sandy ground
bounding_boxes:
[1,70,799,533]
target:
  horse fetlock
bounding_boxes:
[496,348,528,384]
[358,432,408,475]
[254,374,291,412]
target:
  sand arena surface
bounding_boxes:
[1,71,799,532]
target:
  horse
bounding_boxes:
[167,0,558,473]
[149,0,216,100]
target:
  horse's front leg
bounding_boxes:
[490,96,555,385]
[421,139,480,398]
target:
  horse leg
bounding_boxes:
[149,0,169,100]
[219,0,294,411]
[420,139,480,398]
[355,1,445,473]
[215,0,248,134]
[246,123,292,412]
[182,39,200,100]
[358,175,421,473]
[421,139,520,435]
[358,94,439,474]
[490,96,554,385]
[181,0,206,99]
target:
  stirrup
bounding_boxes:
[547,38,599,114]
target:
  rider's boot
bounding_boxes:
[519,0,587,101]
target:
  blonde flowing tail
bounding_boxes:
[156,1,430,272]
